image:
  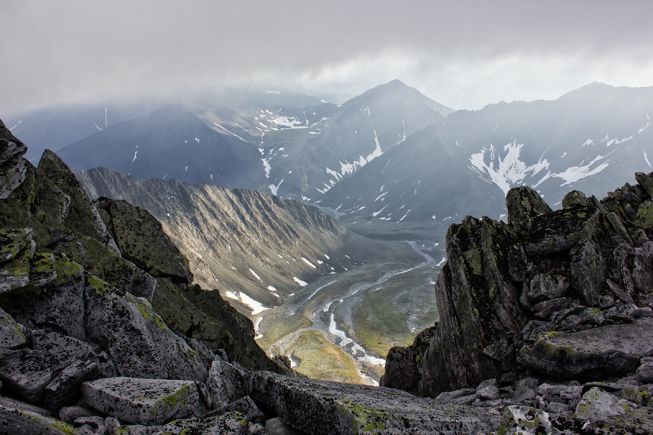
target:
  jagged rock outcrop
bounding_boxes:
[383,174,653,433]
[2,121,525,434]
[3,117,652,433]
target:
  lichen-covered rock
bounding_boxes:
[117,411,261,434]
[562,190,589,209]
[574,387,653,433]
[0,307,26,349]
[635,199,653,229]
[265,417,304,435]
[94,197,280,373]
[206,358,246,408]
[523,206,599,255]
[95,198,191,281]
[386,174,653,404]
[152,277,282,373]
[42,360,98,412]
[506,186,552,234]
[499,405,552,434]
[0,120,28,200]
[0,228,35,293]
[518,318,653,380]
[37,150,119,254]
[569,240,606,306]
[0,397,75,435]
[58,405,97,423]
[219,395,265,423]
[81,377,201,425]
[0,254,87,340]
[55,234,157,301]
[475,378,498,400]
[0,329,96,404]
[84,288,208,382]
[247,371,501,434]
[637,357,653,383]
[635,171,653,199]
[380,326,436,393]
[418,216,525,395]
[524,273,570,304]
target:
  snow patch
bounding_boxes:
[225,291,269,315]
[469,141,550,195]
[293,277,308,287]
[249,268,263,282]
[301,257,317,269]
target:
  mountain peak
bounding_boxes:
[353,80,453,117]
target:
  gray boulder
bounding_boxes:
[0,228,34,293]
[37,150,120,254]
[635,171,653,198]
[247,371,501,434]
[265,417,304,435]
[574,387,653,433]
[524,273,570,304]
[205,358,246,408]
[0,395,75,435]
[506,186,552,234]
[518,318,653,380]
[0,120,28,200]
[500,405,552,434]
[0,329,95,403]
[636,357,653,383]
[58,405,97,423]
[0,307,26,349]
[570,240,606,306]
[42,359,99,412]
[85,289,208,382]
[81,377,201,425]
[475,378,499,400]
[562,190,589,209]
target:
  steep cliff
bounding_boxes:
[383,171,653,432]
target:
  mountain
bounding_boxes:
[48,81,451,197]
[2,117,652,433]
[78,167,418,315]
[4,101,156,162]
[258,79,451,198]
[58,105,266,189]
[321,83,653,222]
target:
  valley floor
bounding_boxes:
[256,237,442,384]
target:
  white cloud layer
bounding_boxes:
[1,0,652,113]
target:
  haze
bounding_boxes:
[2,0,653,114]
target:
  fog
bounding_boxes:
[2,0,652,113]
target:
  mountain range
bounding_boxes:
[7,81,652,231]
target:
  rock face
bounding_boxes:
[78,166,408,313]
[383,175,653,433]
[81,377,201,425]
[3,117,653,434]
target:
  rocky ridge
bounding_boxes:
[2,113,653,433]
[382,170,653,433]
[77,167,409,313]
[0,120,506,433]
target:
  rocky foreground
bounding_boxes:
[1,114,652,434]
[383,167,653,432]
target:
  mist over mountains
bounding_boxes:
[7,80,652,227]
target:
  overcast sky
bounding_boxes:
[2,0,653,114]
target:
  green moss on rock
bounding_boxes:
[339,400,389,433]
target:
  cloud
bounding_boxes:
[1,0,652,113]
